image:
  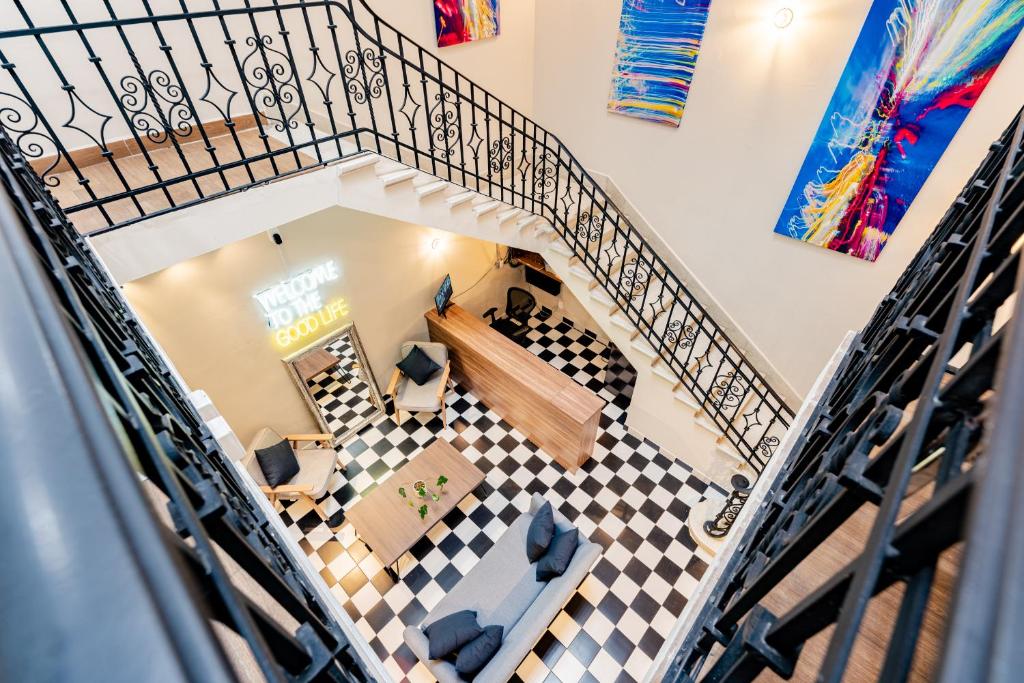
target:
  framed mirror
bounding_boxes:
[283,322,384,446]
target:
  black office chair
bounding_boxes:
[484,287,536,345]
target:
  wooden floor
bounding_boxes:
[43,125,316,234]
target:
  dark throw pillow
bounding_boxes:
[423,610,482,660]
[536,528,579,582]
[455,625,503,677]
[254,439,300,488]
[526,501,555,562]
[397,345,442,386]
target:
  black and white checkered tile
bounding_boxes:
[307,334,379,439]
[279,313,720,683]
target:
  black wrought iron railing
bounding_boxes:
[665,107,1024,681]
[0,129,373,679]
[0,0,793,476]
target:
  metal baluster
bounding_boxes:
[209,0,282,177]
[239,0,303,168]
[268,0,322,165]
[175,0,258,184]
[99,0,205,201]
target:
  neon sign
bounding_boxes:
[274,298,351,348]
[253,260,350,347]
[253,260,340,329]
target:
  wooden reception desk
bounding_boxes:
[426,304,603,472]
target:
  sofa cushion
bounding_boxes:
[255,439,299,487]
[536,528,579,582]
[455,625,503,677]
[424,610,482,660]
[526,501,554,562]
[398,345,442,386]
[424,505,545,635]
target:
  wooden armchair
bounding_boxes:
[386,341,454,428]
[243,427,343,523]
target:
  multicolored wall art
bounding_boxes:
[774,0,1024,262]
[607,0,713,126]
[433,0,500,48]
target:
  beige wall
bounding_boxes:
[123,207,519,444]
[533,0,1024,395]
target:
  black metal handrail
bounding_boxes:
[666,107,1024,681]
[0,0,793,474]
[0,125,373,679]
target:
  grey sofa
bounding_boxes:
[403,493,601,683]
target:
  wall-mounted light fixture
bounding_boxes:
[431,238,442,250]
[773,7,794,28]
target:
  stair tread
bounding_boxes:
[338,154,379,174]
[380,169,418,185]
[446,192,476,207]
[473,201,501,215]
[415,180,449,197]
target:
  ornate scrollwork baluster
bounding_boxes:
[342,47,385,106]
[704,474,753,538]
[243,34,300,132]
[428,88,460,159]
[0,91,62,186]
[488,135,512,176]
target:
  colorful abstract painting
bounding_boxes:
[433,0,500,48]
[774,0,1024,262]
[607,0,712,126]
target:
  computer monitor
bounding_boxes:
[435,274,453,317]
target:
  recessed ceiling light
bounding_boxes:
[774,7,795,28]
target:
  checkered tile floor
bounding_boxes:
[307,334,380,440]
[279,313,720,683]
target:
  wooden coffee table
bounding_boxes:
[345,438,485,579]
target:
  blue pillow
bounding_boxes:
[526,501,555,562]
[455,624,503,677]
[397,345,442,386]
[254,439,299,487]
[536,528,579,582]
[423,610,482,660]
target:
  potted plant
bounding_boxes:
[418,504,429,520]
[437,474,448,494]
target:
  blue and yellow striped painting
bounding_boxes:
[608,0,712,127]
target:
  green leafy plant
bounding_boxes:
[436,474,448,493]
[398,486,414,508]
[418,504,429,520]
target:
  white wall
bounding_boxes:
[533,0,1024,395]
[363,0,536,113]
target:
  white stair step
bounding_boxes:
[473,200,501,217]
[517,215,539,229]
[590,286,615,307]
[609,311,634,332]
[695,412,726,438]
[652,360,678,384]
[716,441,744,462]
[374,160,404,175]
[673,386,701,411]
[380,169,419,187]
[547,240,574,258]
[631,338,659,359]
[569,262,592,281]
[338,154,379,175]
[497,208,522,224]
[446,191,476,208]
[415,180,449,199]
[533,223,557,239]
